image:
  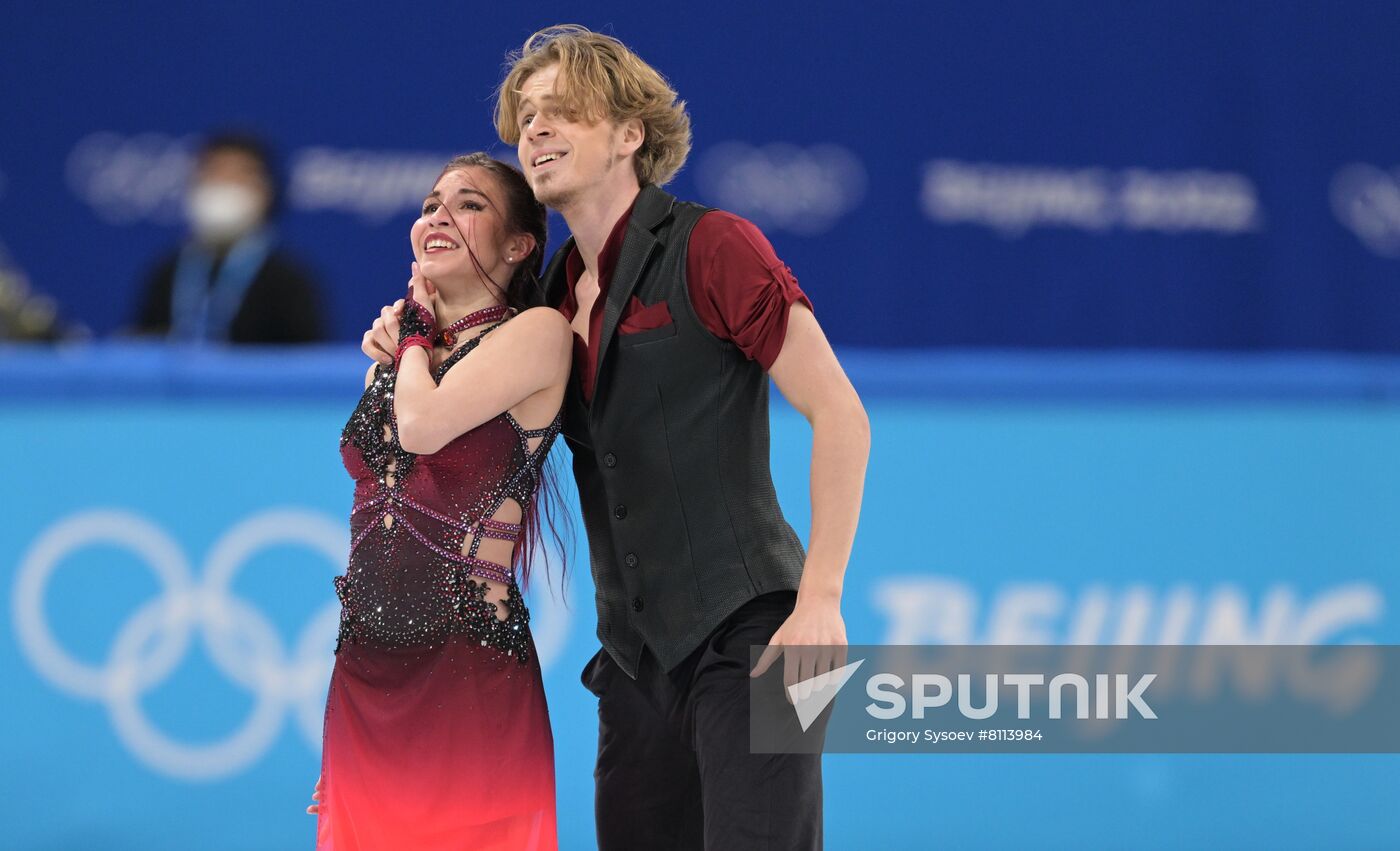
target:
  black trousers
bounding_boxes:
[581,590,823,850]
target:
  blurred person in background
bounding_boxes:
[131,131,326,343]
[0,238,88,342]
[309,152,571,850]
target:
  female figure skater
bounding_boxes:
[311,152,571,850]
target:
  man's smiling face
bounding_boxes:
[515,63,638,211]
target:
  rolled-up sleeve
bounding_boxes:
[685,211,814,371]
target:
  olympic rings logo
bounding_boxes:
[11,508,571,781]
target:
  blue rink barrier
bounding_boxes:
[4,344,1399,850]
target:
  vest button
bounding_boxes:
[631,596,644,612]
[624,552,639,568]
[614,504,628,520]
[603,452,617,468]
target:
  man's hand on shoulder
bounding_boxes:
[362,298,405,367]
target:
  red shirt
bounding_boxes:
[559,200,814,403]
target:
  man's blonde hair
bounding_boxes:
[495,25,692,187]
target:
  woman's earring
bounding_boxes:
[507,256,514,262]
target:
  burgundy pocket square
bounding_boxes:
[618,297,673,333]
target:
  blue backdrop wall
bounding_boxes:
[2,1,1399,350]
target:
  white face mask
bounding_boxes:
[186,182,263,243]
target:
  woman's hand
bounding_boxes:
[306,774,323,815]
[398,261,439,343]
[361,263,439,366]
[361,264,441,365]
[405,261,438,323]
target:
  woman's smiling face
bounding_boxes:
[410,166,512,284]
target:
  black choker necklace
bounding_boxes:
[434,304,513,347]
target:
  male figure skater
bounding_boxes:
[366,24,869,849]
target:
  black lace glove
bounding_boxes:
[398,281,436,344]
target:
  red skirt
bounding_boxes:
[316,632,557,850]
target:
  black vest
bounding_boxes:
[542,184,807,678]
